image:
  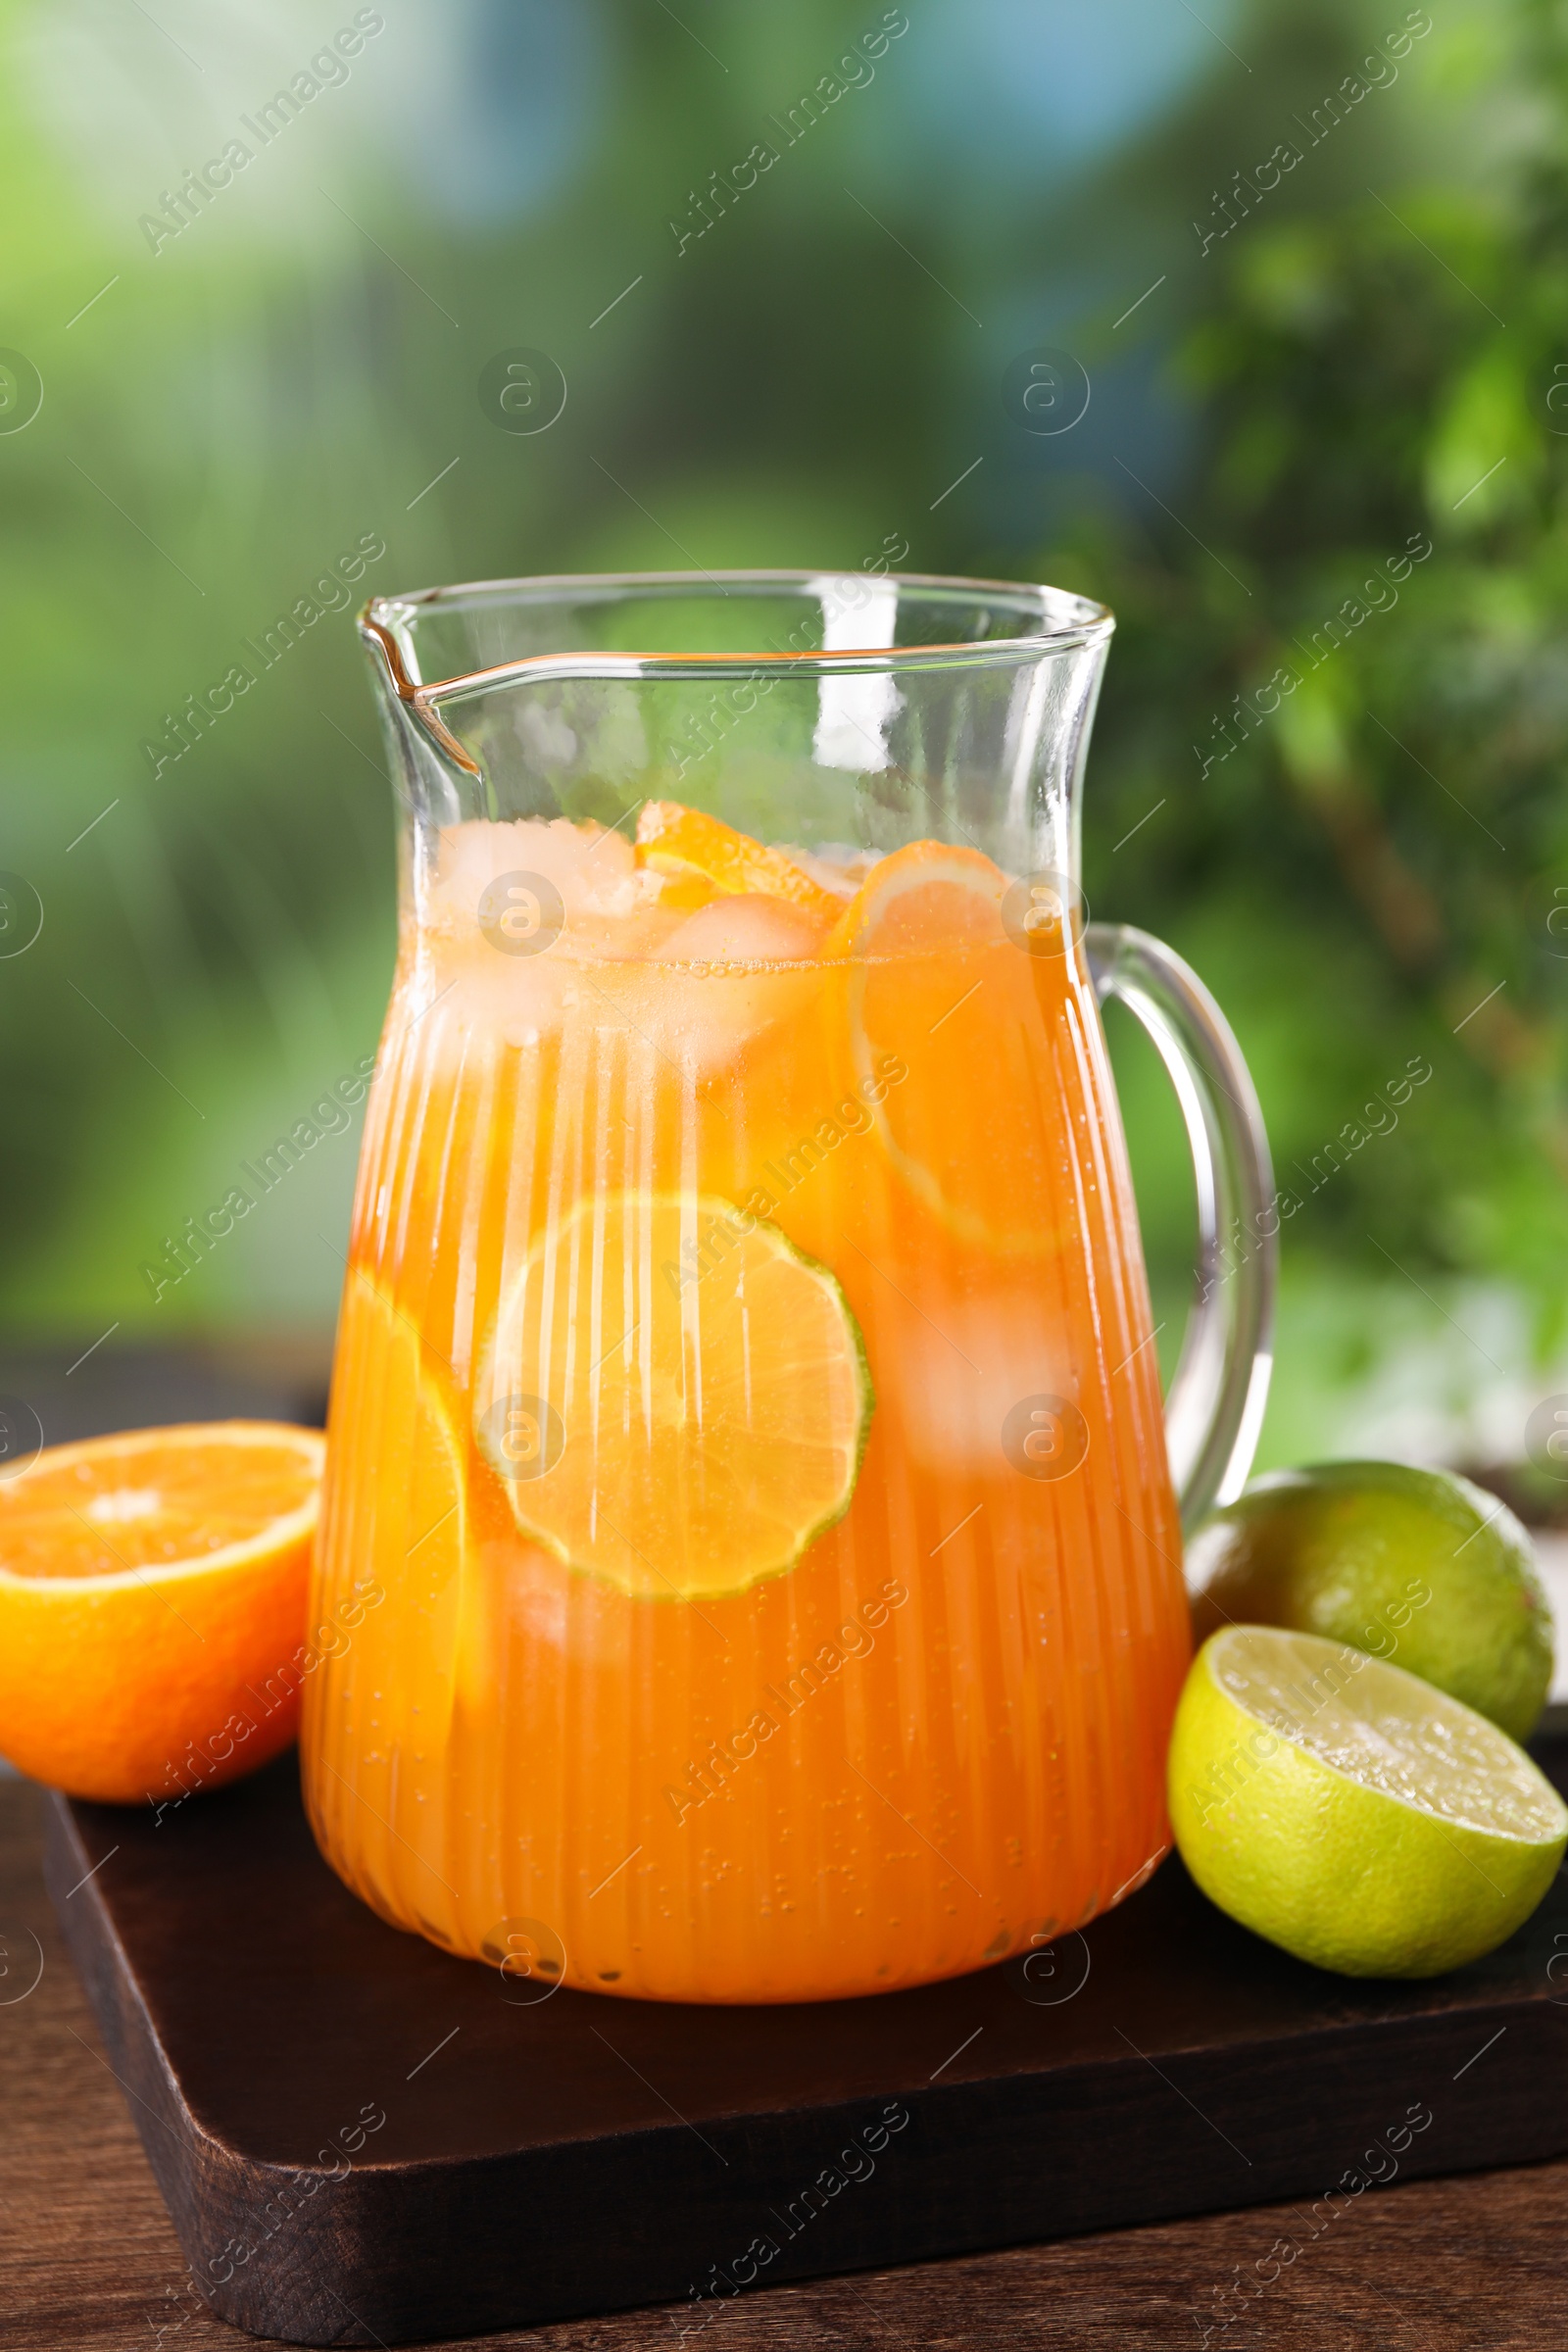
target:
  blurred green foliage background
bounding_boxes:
[0,0,1561,1471]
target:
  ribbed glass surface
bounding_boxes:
[301,817,1190,2003]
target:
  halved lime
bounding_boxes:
[1169,1625,1568,1978]
[475,1191,872,1599]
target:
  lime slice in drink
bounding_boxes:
[475,1191,872,1599]
[1169,1625,1568,1978]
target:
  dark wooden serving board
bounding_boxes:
[45,1732,1568,2348]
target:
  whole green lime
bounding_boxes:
[1188,1461,1554,1743]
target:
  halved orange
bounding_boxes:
[636,801,843,923]
[0,1421,323,1804]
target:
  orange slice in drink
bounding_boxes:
[319,1274,476,1734]
[829,841,1069,1258]
[0,1421,323,1803]
[475,1190,872,1599]
[823,839,1010,958]
[636,801,843,924]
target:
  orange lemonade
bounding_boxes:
[302,803,1190,2002]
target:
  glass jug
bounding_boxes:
[301,570,1275,2005]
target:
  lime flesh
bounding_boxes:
[476,1191,872,1600]
[1169,1625,1568,1979]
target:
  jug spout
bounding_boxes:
[358,568,1113,887]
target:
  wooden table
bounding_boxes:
[4,1779,1566,2348]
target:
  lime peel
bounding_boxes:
[1189,1460,1554,1742]
[1169,1625,1568,1979]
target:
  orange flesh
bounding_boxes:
[0,1423,323,1804]
[0,1432,318,1578]
[302,818,1190,2001]
[635,800,845,920]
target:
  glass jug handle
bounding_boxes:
[1085,922,1276,1545]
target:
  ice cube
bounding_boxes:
[657,894,827,966]
[427,816,655,939]
[885,1296,1071,1475]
